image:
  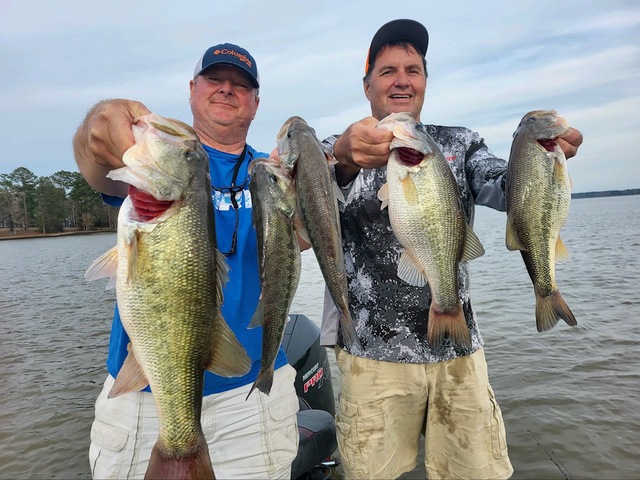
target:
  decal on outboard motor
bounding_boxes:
[303,365,325,394]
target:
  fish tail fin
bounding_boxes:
[246,367,275,400]
[428,305,472,350]
[535,290,577,332]
[145,435,215,480]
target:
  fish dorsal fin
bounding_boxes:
[248,299,264,329]
[108,344,149,398]
[397,249,427,287]
[84,245,119,289]
[205,250,250,377]
[555,235,570,262]
[206,316,252,377]
[462,224,486,261]
[216,249,230,291]
[378,183,389,210]
[505,215,526,251]
[290,193,312,245]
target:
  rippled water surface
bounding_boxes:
[1,195,639,479]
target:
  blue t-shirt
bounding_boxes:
[103,143,288,395]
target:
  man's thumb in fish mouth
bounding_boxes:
[111,100,153,163]
[558,127,583,160]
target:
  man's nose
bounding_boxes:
[218,79,235,94]
[393,71,411,87]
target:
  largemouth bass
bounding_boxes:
[247,159,301,396]
[377,112,485,350]
[85,113,251,480]
[506,110,577,332]
[277,116,360,350]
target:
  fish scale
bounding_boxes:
[118,201,213,450]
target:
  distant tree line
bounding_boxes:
[0,167,119,234]
[2,166,634,235]
[572,188,640,199]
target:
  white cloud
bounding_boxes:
[0,0,638,193]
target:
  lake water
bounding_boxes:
[1,195,639,479]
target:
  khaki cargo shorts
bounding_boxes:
[335,348,513,479]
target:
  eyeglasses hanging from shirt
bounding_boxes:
[211,145,253,256]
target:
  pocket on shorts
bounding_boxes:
[267,392,299,422]
[335,395,359,472]
[266,391,300,468]
[90,419,129,452]
[89,419,130,478]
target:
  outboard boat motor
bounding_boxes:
[284,314,339,480]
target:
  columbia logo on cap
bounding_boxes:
[213,48,253,69]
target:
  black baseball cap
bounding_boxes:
[193,43,260,88]
[365,19,429,74]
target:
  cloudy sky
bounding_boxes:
[1,0,638,193]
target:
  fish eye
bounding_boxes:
[268,173,278,183]
[184,149,200,162]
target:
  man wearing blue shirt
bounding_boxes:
[73,43,298,479]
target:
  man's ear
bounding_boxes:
[363,79,371,102]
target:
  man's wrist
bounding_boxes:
[332,136,360,186]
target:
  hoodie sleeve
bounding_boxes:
[464,134,508,212]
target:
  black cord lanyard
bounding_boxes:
[211,144,251,209]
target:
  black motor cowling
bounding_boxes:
[284,314,338,480]
[284,314,335,416]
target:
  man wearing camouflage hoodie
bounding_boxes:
[320,18,583,479]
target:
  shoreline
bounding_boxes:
[0,229,115,241]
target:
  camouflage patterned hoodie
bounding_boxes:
[322,123,507,363]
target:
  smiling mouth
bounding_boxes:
[211,100,236,107]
